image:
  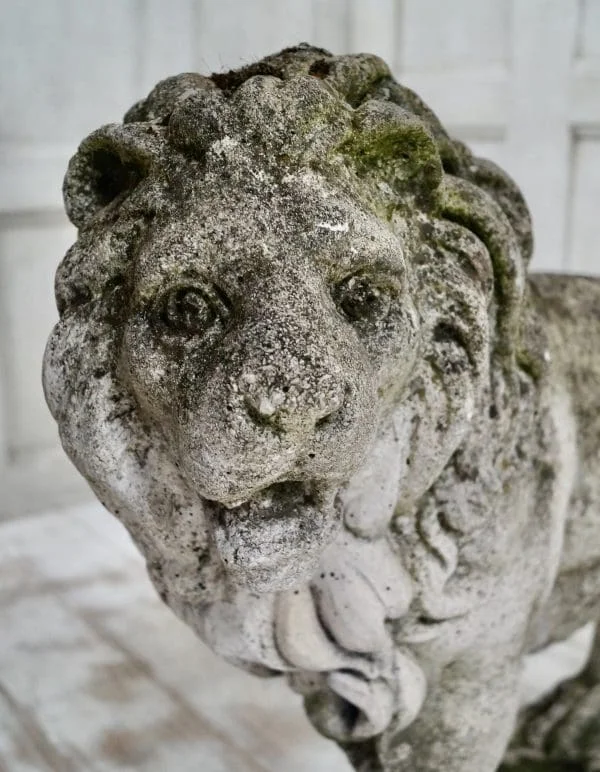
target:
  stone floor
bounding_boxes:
[0,502,594,771]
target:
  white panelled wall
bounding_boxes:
[1,0,599,517]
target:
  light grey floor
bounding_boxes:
[0,503,593,771]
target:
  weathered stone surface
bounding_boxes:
[43,45,600,771]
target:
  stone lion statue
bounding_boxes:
[43,45,600,771]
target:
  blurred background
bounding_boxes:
[0,1,598,770]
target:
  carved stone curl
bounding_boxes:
[44,45,600,771]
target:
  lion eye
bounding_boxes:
[332,275,391,323]
[161,286,224,335]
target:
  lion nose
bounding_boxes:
[240,371,345,430]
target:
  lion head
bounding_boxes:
[43,45,534,743]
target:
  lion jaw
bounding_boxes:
[202,480,342,593]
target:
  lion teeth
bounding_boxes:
[220,498,247,509]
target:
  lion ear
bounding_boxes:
[63,125,162,229]
[340,100,443,199]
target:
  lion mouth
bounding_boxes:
[203,481,341,593]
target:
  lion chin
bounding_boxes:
[202,479,342,592]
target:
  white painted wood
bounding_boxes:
[571,65,600,130]
[0,0,139,142]
[0,504,351,771]
[255,0,316,54]
[577,0,600,59]
[195,0,314,74]
[194,0,253,73]
[522,624,594,704]
[464,139,505,169]
[568,138,600,274]
[505,0,579,272]
[572,8,600,133]
[311,0,349,54]
[0,502,592,769]
[0,274,7,472]
[0,447,91,520]
[0,145,73,213]
[137,0,197,94]
[347,0,397,69]
[0,217,75,456]
[400,70,507,132]
[400,0,509,71]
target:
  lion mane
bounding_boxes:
[43,45,538,746]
